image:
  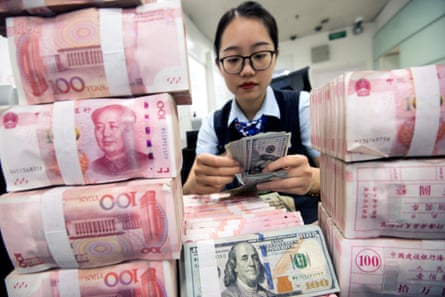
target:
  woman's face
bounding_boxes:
[217,17,277,107]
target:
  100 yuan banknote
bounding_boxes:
[311,64,445,161]
[0,94,181,191]
[6,1,191,105]
[0,178,183,273]
[183,225,340,297]
[6,260,177,297]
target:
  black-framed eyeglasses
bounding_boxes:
[219,50,276,74]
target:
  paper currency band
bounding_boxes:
[52,100,86,185]
[58,270,81,297]
[41,187,80,268]
[197,240,220,297]
[100,9,132,96]
[408,65,441,156]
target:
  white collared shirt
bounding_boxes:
[196,86,319,159]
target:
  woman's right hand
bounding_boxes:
[183,153,242,195]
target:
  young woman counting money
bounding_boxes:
[183,1,321,224]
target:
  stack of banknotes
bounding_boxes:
[0,1,190,296]
[310,64,445,162]
[0,95,182,191]
[4,0,191,105]
[180,194,341,296]
[0,178,184,273]
[320,156,445,239]
[182,193,305,242]
[5,260,179,297]
[183,223,340,297]
[311,63,445,296]
[319,205,445,297]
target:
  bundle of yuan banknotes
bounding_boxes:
[310,64,445,161]
[319,204,445,297]
[225,131,291,193]
[5,260,179,297]
[320,155,445,239]
[0,94,182,192]
[182,193,304,242]
[3,0,191,105]
[0,178,184,274]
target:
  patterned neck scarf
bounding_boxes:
[233,115,267,137]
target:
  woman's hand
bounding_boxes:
[183,153,243,195]
[255,154,319,196]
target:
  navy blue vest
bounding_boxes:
[214,89,315,166]
[213,88,319,223]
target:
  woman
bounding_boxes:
[183,1,321,224]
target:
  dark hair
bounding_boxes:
[214,1,278,59]
[91,104,136,124]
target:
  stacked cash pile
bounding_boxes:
[182,193,304,242]
[180,193,340,296]
[0,1,190,296]
[311,64,445,296]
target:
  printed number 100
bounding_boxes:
[357,255,380,267]
[49,76,85,94]
[356,252,381,273]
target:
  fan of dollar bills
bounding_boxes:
[224,132,291,194]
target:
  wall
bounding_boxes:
[277,22,376,88]
[177,13,215,148]
[373,0,445,68]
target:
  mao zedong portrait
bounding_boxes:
[222,242,274,297]
[90,104,149,176]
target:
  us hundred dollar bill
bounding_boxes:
[224,132,291,195]
[183,225,340,297]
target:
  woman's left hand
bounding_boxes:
[255,154,318,195]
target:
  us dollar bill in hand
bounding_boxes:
[225,131,291,186]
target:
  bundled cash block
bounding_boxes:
[183,225,340,297]
[312,63,445,296]
[5,1,191,105]
[1,2,190,297]
[0,94,182,192]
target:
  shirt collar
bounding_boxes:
[227,86,280,127]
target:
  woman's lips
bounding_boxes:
[240,82,257,89]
